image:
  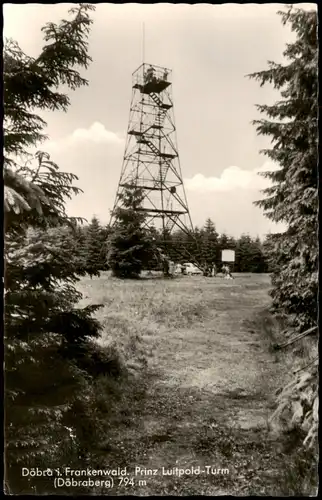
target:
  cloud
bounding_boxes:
[39,122,124,154]
[184,162,280,193]
[183,161,286,237]
[71,122,124,145]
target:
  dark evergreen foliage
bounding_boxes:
[2,5,118,493]
[107,188,156,278]
[200,218,219,268]
[136,219,267,273]
[236,234,267,273]
[84,216,108,277]
[247,6,318,453]
[247,6,318,331]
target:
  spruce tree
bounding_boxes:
[251,236,267,273]
[248,6,318,452]
[236,234,253,272]
[178,226,204,268]
[107,188,155,278]
[74,222,89,270]
[201,218,219,268]
[262,233,278,273]
[166,229,188,264]
[145,226,164,270]
[84,216,107,277]
[247,6,318,331]
[3,4,113,493]
[234,234,266,273]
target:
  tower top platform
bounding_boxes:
[132,63,172,94]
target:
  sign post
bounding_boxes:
[221,249,235,275]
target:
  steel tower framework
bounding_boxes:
[110,63,194,237]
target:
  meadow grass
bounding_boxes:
[76,272,317,496]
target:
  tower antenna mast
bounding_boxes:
[142,22,145,64]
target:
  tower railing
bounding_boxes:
[132,63,172,94]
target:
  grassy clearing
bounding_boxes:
[76,273,317,496]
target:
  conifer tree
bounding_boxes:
[262,233,278,273]
[200,218,219,268]
[251,236,267,273]
[107,188,155,278]
[247,6,318,331]
[74,222,89,269]
[3,4,113,493]
[234,234,265,272]
[235,234,253,272]
[84,216,108,277]
[248,6,318,453]
[165,229,187,264]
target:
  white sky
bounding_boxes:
[3,3,317,238]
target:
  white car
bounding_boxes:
[183,262,203,275]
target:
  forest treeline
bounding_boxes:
[73,214,271,274]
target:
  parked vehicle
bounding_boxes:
[183,262,203,275]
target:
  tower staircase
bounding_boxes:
[157,163,170,183]
[136,137,177,159]
[150,92,172,110]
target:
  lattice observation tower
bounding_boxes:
[110,63,194,237]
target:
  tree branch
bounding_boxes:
[293,355,318,374]
[274,325,318,350]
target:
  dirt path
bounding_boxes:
[97,277,292,495]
